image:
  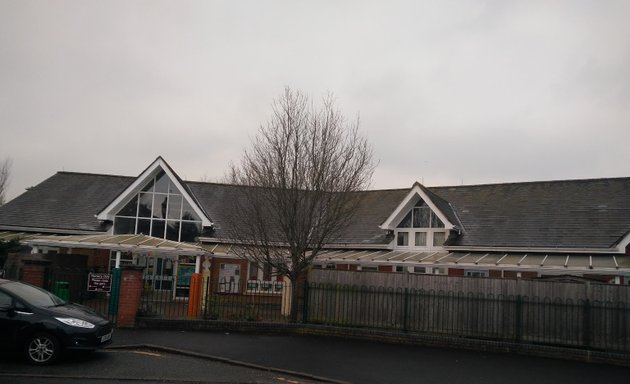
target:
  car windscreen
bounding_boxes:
[2,281,66,307]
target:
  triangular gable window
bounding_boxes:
[394,199,448,249]
[397,200,445,229]
[113,170,202,242]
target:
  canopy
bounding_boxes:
[21,233,210,257]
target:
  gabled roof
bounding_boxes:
[96,156,212,227]
[0,172,132,233]
[430,178,630,251]
[379,182,458,231]
[1,160,630,253]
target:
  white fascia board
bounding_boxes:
[614,232,630,254]
[96,157,212,227]
[379,184,454,230]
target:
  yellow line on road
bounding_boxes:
[131,350,162,357]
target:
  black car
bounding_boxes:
[0,279,113,364]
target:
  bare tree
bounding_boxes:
[0,158,11,206]
[225,88,376,321]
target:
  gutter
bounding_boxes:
[0,225,105,236]
[444,245,624,255]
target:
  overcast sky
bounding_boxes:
[1,0,630,202]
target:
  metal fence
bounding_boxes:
[138,276,292,322]
[303,283,630,352]
[47,267,114,322]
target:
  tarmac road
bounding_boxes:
[2,329,629,384]
[109,329,630,384]
[0,347,329,384]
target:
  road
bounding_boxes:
[1,329,629,383]
[0,348,327,384]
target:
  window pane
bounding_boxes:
[151,219,166,238]
[180,221,201,242]
[114,217,136,234]
[154,171,169,193]
[433,232,446,246]
[118,195,138,217]
[182,200,201,222]
[154,195,168,219]
[137,219,151,235]
[248,263,259,280]
[414,207,430,228]
[142,177,154,192]
[166,221,180,241]
[431,213,445,228]
[414,232,427,246]
[138,193,153,218]
[167,195,182,220]
[397,211,412,228]
[397,232,409,246]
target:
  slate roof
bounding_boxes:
[1,171,629,251]
[0,172,133,233]
[431,178,630,249]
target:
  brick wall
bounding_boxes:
[116,266,144,328]
[20,261,49,287]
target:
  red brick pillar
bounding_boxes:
[21,260,50,288]
[116,266,144,328]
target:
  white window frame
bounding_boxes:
[464,270,489,278]
[395,229,448,250]
[246,262,283,294]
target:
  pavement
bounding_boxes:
[109,328,630,384]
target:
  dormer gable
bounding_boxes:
[96,157,212,241]
[380,182,458,249]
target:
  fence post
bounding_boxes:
[402,288,410,332]
[515,295,523,343]
[582,299,591,348]
[302,281,309,323]
[109,268,121,317]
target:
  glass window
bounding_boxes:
[167,195,182,220]
[414,232,427,246]
[0,291,12,309]
[165,221,180,241]
[413,207,430,228]
[119,196,138,217]
[154,171,170,193]
[151,219,166,238]
[155,195,168,219]
[182,200,201,222]
[2,281,65,307]
[180,221,201,242]
[397,211,412,228]
[114,217,136,234]
[433,232,446,246]
[431,213,445,228]
[138,193,153,218]
[137,219,151,235]
[114,169,204,242]
[397,232,409,246]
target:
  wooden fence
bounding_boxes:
[308,269,630,302]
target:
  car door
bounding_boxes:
[0,290,34,348]
[0,289,18,346]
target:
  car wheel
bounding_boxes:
[24,333,60,365]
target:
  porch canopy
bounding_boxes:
[22,233,210,257]
[314,249,630,275]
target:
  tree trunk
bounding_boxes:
[288,275,300,322]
